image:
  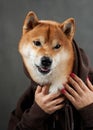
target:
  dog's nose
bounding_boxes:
[41,56,52,67]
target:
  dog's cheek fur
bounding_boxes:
[20,43,50,84]
[19,43,38,73]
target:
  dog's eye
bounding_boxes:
[53,44,61,49]
[33,41,41,47]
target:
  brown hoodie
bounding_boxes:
[7,40,93,130]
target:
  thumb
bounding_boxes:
[35,85,42,94]
[42,85,49,95]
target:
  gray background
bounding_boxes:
[0,0,93,130]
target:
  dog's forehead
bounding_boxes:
[28,21,64,42]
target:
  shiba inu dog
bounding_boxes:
[19,11,75,93]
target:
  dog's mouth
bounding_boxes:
[36,65,51,75]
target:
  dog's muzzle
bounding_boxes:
[36,56,52,75]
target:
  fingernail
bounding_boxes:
[70,73,75,78]
[61,88,66,94]
[87,76,90,81]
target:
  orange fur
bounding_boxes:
[19,11,75,93]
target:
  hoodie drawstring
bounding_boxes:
[65,102,74,130]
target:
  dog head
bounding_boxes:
[19,11,75,85]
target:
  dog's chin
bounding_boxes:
[36,65,51,75]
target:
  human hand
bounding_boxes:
[35,85,65,114]
[62,73,93,110]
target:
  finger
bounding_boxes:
[47,104,64,114]
[63,88,75,103]
[42,85,49,95]
[48,91,61,101]
[35,85,42,94]
[64,84,79,99]
[49,97,65,106]
[68,77,83,95]
[70,73,88,91]
[87,77,93,91]
[53,104,64,111]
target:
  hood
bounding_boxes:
[72,40,91,83]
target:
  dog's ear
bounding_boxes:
[60,18,75,40]
[23,11,39,34]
